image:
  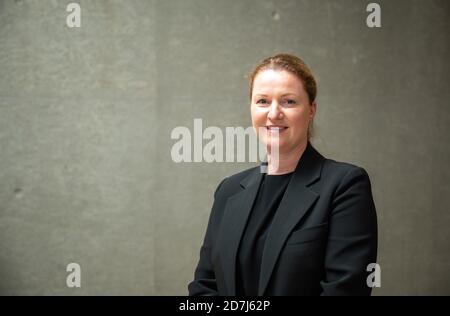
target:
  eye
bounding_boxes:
[256,99,269,105]
[283,99,297,106]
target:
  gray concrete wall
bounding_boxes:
[0,0,449,295]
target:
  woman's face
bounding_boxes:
[250,69,316,154]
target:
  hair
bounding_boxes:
[247,53,317,140]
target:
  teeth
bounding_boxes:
[267,126,286,130]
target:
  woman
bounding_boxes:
[188,53,378,296]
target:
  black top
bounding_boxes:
[235,171,294,296]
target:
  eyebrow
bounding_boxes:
[253,93,299,98]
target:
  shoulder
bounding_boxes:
[322,158,371,180]
[305,142,373,188]
[320,158,374,199]
[213,165,259,199]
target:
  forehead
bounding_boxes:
[253,69,304,94]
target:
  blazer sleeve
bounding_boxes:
[320,167,378,296]
[188,178,227,296]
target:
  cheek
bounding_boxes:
[251,107,267,125]
[289,112,310,132]
[292,108,310,123]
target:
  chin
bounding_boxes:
[264,141,287,153]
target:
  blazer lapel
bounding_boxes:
[258,142,325,295]
[217,142,325,296]
[217,167,263,295]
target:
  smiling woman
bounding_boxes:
[250,64,316,175]
[188,53,378,296]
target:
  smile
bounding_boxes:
[266,126,288,132]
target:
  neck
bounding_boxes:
[266,141,308,175]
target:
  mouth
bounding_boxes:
[266,125,288,132]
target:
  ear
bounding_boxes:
[310,101,317,119]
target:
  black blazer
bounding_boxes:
[188,142,377,296]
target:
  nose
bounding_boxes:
[267,100,283,121]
